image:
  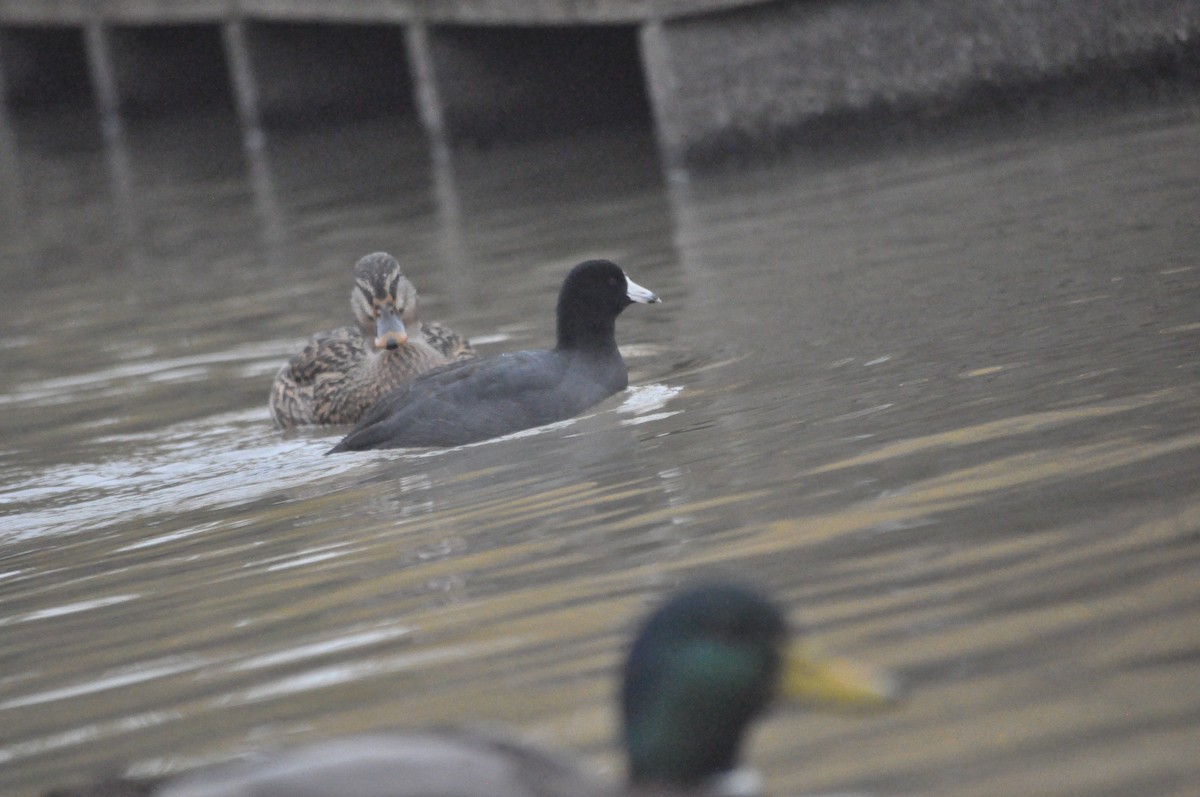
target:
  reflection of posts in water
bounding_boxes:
[243,130,286,260]
[662,174,762,537]
[427,138,471,289]
[221,19,285,258]
[82,20,140,249]
[663,174,725,357]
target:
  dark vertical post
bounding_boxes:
[405,22,448,153]
[0,41,28,254]
[83,19,122,145]
[221,16,283,251]
[639,18,686,180]
[222,17,265,153]
[405,21,470,283]
[83,18,138,245]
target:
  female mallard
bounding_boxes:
[269,252,474,428]
[46,583,898,797]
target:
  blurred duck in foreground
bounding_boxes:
[46,583,900,797]
[329,259,659,451]
[269,252,474,428]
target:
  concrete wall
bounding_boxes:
[644,0,1200,164]
[1,0,1198,168]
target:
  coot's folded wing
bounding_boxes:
[328,351,565,452]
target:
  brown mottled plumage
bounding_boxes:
[269,252,474,428]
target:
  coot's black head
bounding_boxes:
[350,252,419,351]
[621,583,900,789]
[555,259,659,351]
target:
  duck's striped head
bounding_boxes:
[351,252,419,350]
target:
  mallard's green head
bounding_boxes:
[621,584,898,790]
[350,252,419,350]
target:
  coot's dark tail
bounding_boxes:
[326,422,390,454]
[325,433,363,454]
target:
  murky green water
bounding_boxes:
[2,101,1199,797]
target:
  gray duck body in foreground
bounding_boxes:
[44,583,899,797]
[329,259,660,452]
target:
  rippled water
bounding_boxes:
[2,101,1199,797]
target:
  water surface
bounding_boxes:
[1,102,1199,797]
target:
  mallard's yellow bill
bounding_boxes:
[781,641,902,710]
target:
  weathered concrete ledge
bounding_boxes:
[0,0,767,24]
[644,0,1200,165]
[1,0,1198,170]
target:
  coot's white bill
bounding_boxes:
[627,276,661,304]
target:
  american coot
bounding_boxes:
[44,583,899,797]
[328,260,660,452]
[270,252,474,429]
